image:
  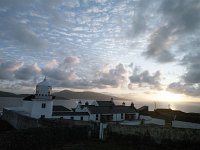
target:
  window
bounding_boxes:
[70,117,74,120]
[121,113,124,119]
[96,114,99,120]
[42,103,46,108]
[80,116,83,120]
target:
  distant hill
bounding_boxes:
[0,90,123,100]
[0,91,67,100]
[53,90,123,100]
[0,91,18,97]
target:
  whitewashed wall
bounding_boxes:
[140,115,165,126]
[22,101,33,114]
[120,120,141,126]
[90,114,100,122]
[31,100,53,118]
[52,115,89,121]
[135,113,139,119]
[113,113,124,121]
[91,101,98,106]
[172,120,200,129]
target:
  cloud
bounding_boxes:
[159,0,200,32]
[129,67,161,90]
[167,52,200,97]
[93,63,128,88]
[167,82,200,97]
[0,61,22,80]
[143,26,175,63]
[127,0,151,37]
[42,66,93,89]
[42,68,70,81]
[181,53,200,84]
[45,59,59,69]
[0,17,48,49]
[64,0,80,8]
[141,0,200,63]
[63,56,80,65]
[15,63,41,80]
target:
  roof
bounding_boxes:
[37,77,50,86]
[52,112,89,116]
[137,106,148,112]
[53,105,71,112]
[23,95,56,101]
[96,100,115,107]
[23,95,35,101]
[87,105,137,114]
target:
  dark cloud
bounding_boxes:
[167,52,200,96]
[167,82,200,97]
[93,63,128,88]
[127,0,157,37]
[0,61,41,82]
[42,66,93,89]
[43,56,80,81]
[129,67,161,90]
[142,0,200,63]
[0,61,22,80]
[181,53,200,84]
[143,26,175,63]
[62,56,80,69]
[42,68,70,81]
[0,19,48,50]
[127,9,146,37]
[160,0,200,32]
[15,64,41,80]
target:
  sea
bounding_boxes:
[0,97,200,113]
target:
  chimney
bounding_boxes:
[85,101,89,106]
[110,97,113,102]
[131,102,134,107]
[78,100,82,105]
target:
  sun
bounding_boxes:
[154,91,183,102]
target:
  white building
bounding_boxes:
[74,100,139,122]
[23,77,53,118]
[3,78,139,124]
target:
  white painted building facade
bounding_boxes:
[3,78,138,123]
[22,77,53,118]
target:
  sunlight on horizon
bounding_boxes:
[154,91,184,103]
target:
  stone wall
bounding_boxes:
[110,124,200,144]
[2,109,39,129]
[172,120,200,129]
[2,108,97,130]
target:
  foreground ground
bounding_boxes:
[0,118,199,150]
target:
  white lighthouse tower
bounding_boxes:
[30,77,53,118]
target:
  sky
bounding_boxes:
[0,0,200,102]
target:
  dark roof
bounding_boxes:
[138,106,149,112]
[87,105,137,114]
[52,112,89,116]
[23,95,35,101]
[23,95,56,101]
[96,101,115,107]
[53,105,71,112]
